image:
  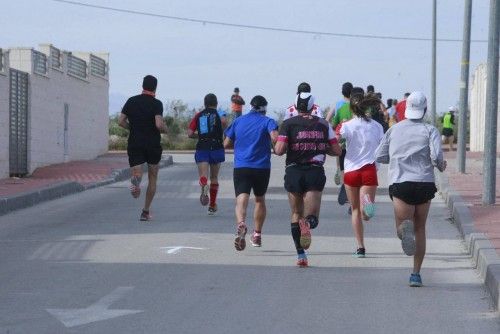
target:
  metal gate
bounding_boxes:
[9,69,29,176]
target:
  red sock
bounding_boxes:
[199,176,207,186]
[209,183,219,207]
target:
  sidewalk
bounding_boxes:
[436,150,500,310]
[0,152,173,216]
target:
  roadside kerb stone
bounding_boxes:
[436,171,500,310]
[0,155,173,216]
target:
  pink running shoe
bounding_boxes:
[297,254,308,267]
[234,223,247,251]
[251,232,262,247]
[298,218,311,250]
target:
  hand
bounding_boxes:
[439,160,447,172]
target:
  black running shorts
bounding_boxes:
[233,168,271,197]
[442,128,453,137]
[127,146,163,167]
[389,181,437,205]
[284,165,326,193]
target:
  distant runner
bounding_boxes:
[224,95,278,250]
[275,93,342,267]
[441,106,456,151]
[284,82,323,120]
[376,91,447,287]
[230,87,245,119]
[188,93,226,215]
[119,75,167,221]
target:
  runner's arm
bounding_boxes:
[274,140,287,156]
[325,107,335,123]
[155,115,167,134]
[118,113,129,130]
[326,126,341,156]
[223,137,233,149]
[375,132,390,164]
[187,113,199,138]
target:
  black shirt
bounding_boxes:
[122,94,163,149]
[278,115,336,166]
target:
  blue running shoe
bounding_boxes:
[362,194,375,220]
[409,273,423,287]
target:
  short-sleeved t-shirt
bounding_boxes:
[278,115,337,166]
[396,100,407,122]
[340,117,384,173]
[224,110,278,169]
[121,94,163,149]
[188,108,224,151]
[284,104,323,120]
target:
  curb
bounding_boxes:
[0,155,173,216]
[435,171,500,310]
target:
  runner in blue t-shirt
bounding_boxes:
[224,95,278,251]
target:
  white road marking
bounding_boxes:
[160,246,207,254]
[46,287,143,328]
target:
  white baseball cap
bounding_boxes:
[295,92,315,112]
[448,105,458,112]
[405,91,427,119]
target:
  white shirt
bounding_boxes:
[340,117,384,173]
[284,104,323,120]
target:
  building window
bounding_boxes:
[33,50,48,75]
[50,46,62,70]
[68,54,87,79]
[90,54,107,77]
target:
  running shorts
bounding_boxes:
[442,128,453,137]
[127,146,162,167]
[389,181,437,205]
[195,149,225,164]
[284,165,326,193]
[233,168,271,197]
[344,163,378,187]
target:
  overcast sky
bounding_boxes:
[2,0,492,117]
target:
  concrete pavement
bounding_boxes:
[0,153,498,333]
[436,151,500,311]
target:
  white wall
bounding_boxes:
[8,45,109,173]
[0,51,9,178]
[470,63,500,152]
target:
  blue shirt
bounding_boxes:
[225,110,278,169]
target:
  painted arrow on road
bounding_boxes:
[160,246,207,254]
[47,287,143,328]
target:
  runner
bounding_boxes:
[188,93,226,215]
[223,95,279,250]
[375,91,447,287]
[275,93,342,267]
[325,82,353,123]
[230,87,245,119]
[395,92,410,122]
[118,75,167,221]
[340,87,384,257]
[332,84,358,208]
[441,106,456,151]
[283,82,323,120]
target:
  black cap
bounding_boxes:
[367,85,375,93]
[234,87,240,93]
[297,82,311,94]
[204,93,218,107]
[250,95,268,108]
[142,75,157,91]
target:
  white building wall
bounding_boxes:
[0,50,10,178]
[470,63,500,152]
[8,45,109,173]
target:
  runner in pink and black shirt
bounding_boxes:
[275,93,341,267]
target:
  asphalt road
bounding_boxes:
[0,154,498,333]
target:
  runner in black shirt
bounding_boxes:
[275,92,342,267]
[119,75,167,221]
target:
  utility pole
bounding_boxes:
[482,0,499,205]
[431,0,437,126]
[457,0,472,173]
